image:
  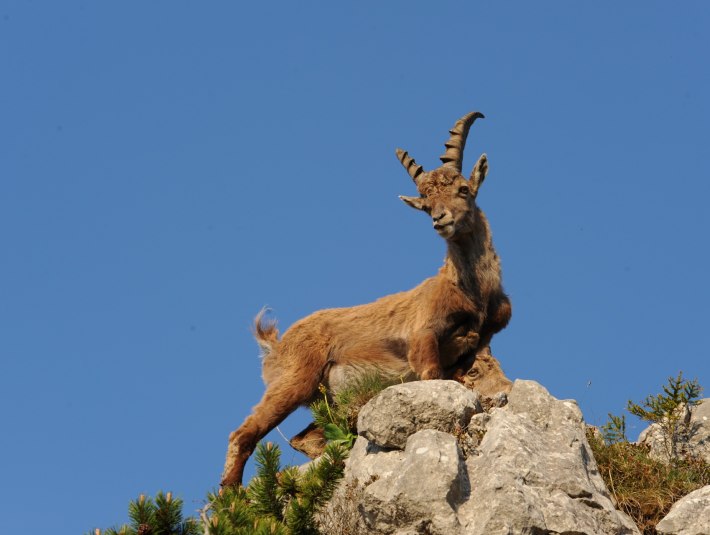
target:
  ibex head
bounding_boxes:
[396,112,489,240]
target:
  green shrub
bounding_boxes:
[88,492,200,535]
[91,442,347,535]
[204,441,347,535]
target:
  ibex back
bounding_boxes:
[221,112,511,486]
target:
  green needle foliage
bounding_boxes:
[247,441,284,519]
[206,484,287,535]
[600,413,628,445]
[205,441,348,535]
[90,442,347,535]
[89,492,200,535]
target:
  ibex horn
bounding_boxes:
[395,148,425,184]
[439,112,485,172]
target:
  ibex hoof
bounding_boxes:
[221,442,247,487]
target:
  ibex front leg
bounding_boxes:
[477,292,512,352]
[407,329,443,380]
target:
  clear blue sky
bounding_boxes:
[1,2,709,532]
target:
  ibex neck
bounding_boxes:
[440,209,499,295]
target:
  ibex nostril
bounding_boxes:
[433,212,446,222]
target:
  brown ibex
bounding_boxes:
[221,111,511,486]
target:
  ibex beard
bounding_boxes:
[221,111,512,487]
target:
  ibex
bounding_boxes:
[221,111,511,486]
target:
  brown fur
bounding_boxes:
[451,347,513,400]
[289,422,327,459]
[221,113,512,486]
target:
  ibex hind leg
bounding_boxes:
[221,371,322,487]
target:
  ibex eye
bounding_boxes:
[458,186,469,196]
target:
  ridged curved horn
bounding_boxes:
[395,148,425,184]
[439,111,485,172]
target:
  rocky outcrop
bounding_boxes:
[637,398,710,464]
[656,484,710,535]
[332,379,640,535]
[357,381,482,449]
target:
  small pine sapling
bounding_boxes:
[247,442,284,520]
[90,492,200,535]
[600,413,628,445]
[627,371,703,463]
[206,483,288,535]
[205,441,347,534]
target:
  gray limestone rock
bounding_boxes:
[458,380,639,534]
[335,379,640,535]
[358,430,467,535]
[357,380,482,449]
[656,485,710,535]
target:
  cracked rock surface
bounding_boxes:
[332,379,640,535]
[357,380,482,449]
[656,484,710,535]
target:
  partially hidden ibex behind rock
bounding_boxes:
[221,111,512,486]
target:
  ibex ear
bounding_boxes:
[469,153,488,195]
[399,195,429,212]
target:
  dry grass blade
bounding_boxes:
[587,429,710,534]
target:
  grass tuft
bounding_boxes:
[588,429,710,534]
[310,371,401,440]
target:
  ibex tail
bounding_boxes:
[254,308,280,358]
